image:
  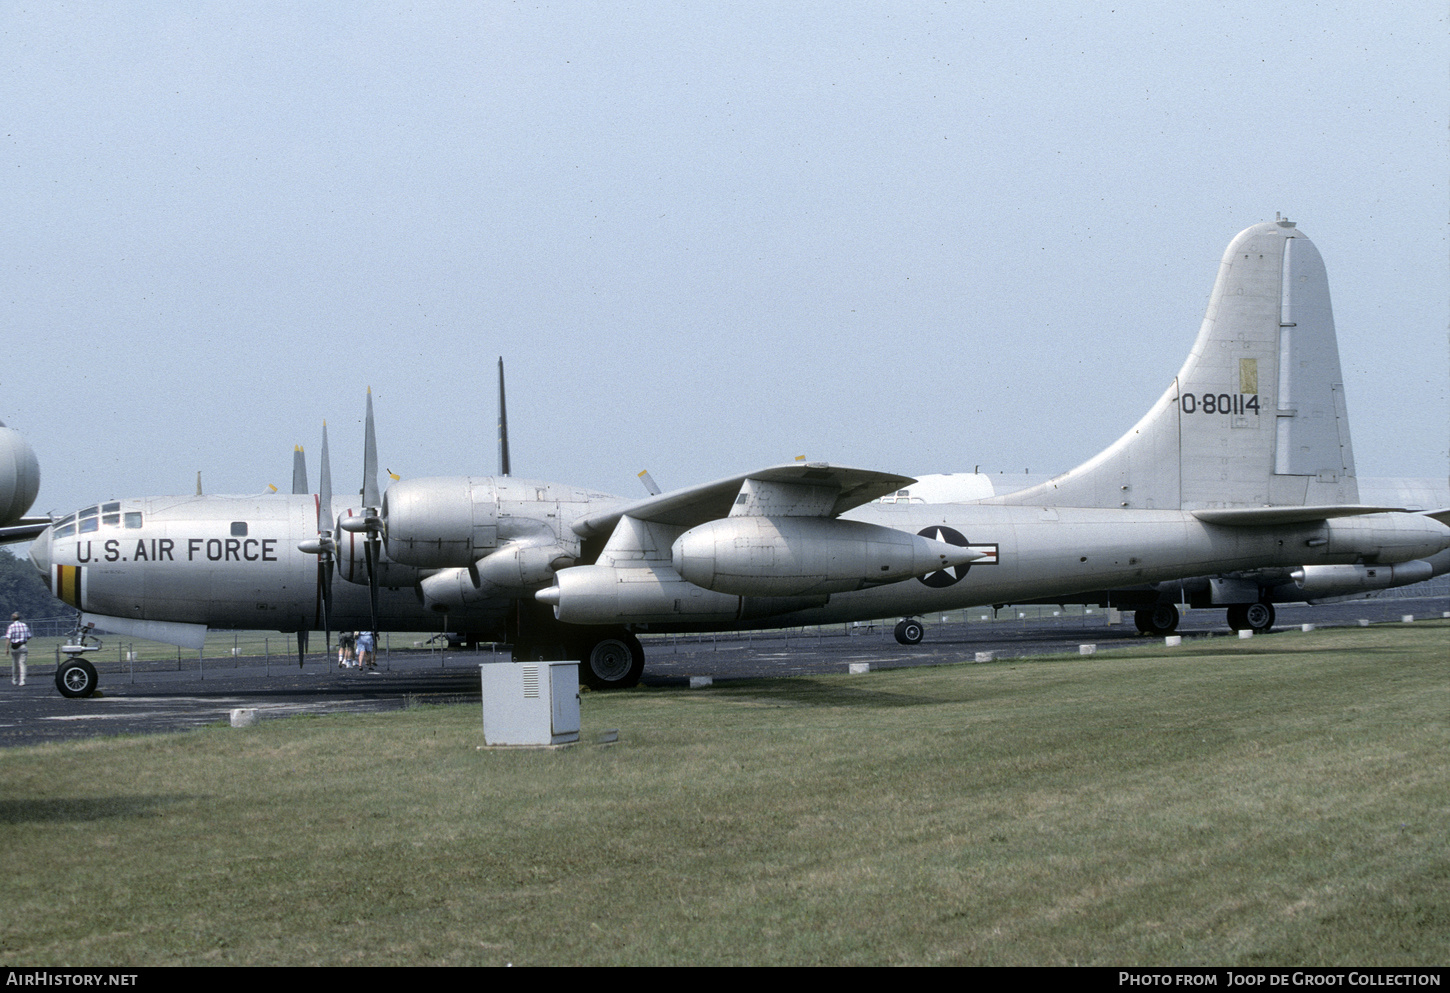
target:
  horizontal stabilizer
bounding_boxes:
[573,464,914,539]
[80,612,209,651]
[1192,505,1408,527]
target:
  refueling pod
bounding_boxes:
[672,516,988,597]
[1291,559,1435,598]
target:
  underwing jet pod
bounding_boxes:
[27,219,1450,697]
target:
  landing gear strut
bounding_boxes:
[55,621,103,698]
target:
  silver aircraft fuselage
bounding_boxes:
[31,487,1448,637]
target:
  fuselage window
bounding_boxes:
[230,521,248,537]
[124,513,143,529]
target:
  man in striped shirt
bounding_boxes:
[8,612,31,686]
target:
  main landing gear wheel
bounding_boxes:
[579,631,645,690]
[894,619,925,646]
[1133,603,1180,635]
[1226,602,1275,634]
[55,659,98,699]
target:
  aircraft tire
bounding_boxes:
[1135,603,1180,635]
[1244,602,1274,633]
[894,619,925,646]
[578,630,645,690]
[55,659,98,699]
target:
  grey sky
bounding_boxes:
[5,1,1446,517]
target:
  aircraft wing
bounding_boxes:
[1191,505,1409,526]
[1426,508,1450,528]
[572,463,914,538]
[0,518,51,545]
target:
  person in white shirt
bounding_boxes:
[7,612,32,686]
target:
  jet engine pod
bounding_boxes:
[382,477,500,568]
[672,516,985,597]
[1290,559,1434,598]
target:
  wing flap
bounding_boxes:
[1192,505,1407,527]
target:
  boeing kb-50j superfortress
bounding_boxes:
[29,218,1450,697]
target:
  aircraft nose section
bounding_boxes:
[28,527,52,579]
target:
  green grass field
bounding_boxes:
[1,622,1446,966]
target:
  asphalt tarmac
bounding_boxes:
[1,596,1444,748]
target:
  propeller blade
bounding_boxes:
[362,388,380,510]
[292,445,308,495]
[316,422,335,654]
[318,422,334,535]
[498,357,511,477]
[364,536,381,647]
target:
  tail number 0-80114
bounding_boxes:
[1181,393,1259,415]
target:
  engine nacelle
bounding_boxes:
[383,477,500,568]
[1290,559,1435,598]
[475,541,574,593]
[0,424,40,527]
[382,476,603,569]
[417,567,501,613]
[537,564,828,626]
[672,516,982,597]
[333,512,421,588]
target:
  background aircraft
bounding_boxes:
[0,421,46,544]
[29,219,1450,697]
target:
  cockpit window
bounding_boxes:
[78,506,99,520]
[55,513,75,528]
[102,502,120,514]
[102,512,120,526]
[79,517,98,533]
[124,512,143,529]
[53,523,75,538]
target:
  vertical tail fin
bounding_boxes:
[994,217,1357,511]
